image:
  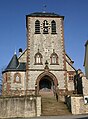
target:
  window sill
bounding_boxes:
[51,33,57,34]
[34,63,43,65]
[43,33,49,34]
[50,63,59,65]
[35,32,41,34]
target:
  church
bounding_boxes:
[2,12,76,100]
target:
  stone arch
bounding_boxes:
[35,71,58,94]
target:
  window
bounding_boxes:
[52,55,57,64]
[16,76,20,82]
[50,50,58,65]
[36,54,41,64]
[35,20,40,34]
[43,20,49,34]
[34,50,42,65]
[14,73,21,83]
[84,96,88,104]
[69,75,74,80]
[51,20,56,34]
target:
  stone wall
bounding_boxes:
[2,71,26,96]
[71,96,88,114]
[82,76,88,95]
[0,95,41,118]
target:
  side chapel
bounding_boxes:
[2,12,76,100]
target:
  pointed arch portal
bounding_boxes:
[39,75,53,90]
[36,72,58,94]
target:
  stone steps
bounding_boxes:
[41,94,71,116]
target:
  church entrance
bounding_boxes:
[39,75,54,92]
[36,72,58,95]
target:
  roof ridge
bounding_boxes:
[26,12,64,18]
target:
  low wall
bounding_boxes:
[71,96,88,114]
[65,95,71,112]
[0,95,41,118]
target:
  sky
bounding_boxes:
[0,0,88,73]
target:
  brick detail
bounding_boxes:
[26,17,31,93]
[60,18,67,90]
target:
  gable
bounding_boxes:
[18,49,27,63]
[65,54,76,71]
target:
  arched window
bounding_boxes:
[43,20,49,34]
[14,73,21,83]
[36,54,41,64]
[35,20,40,34]
[51,20,56,34]
[34,50,43,65]
[50,50,58,65]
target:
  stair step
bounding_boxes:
[41,94,71,116]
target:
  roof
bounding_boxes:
[6,54,19,70]
[26,12,64,18]
[18,49,27,60]
[2,54,26,73]
[85,40,88,46]
[66,53,74,64]
[84,40,88,66]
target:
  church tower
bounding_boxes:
[26,12,67,97]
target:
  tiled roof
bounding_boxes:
[2,54,26,73]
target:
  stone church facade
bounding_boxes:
[2,12,76,100]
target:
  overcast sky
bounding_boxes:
[0,0,88,73]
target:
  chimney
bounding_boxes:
[19,48,22,55]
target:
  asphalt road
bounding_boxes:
[5,115,88,119]
[29,115,88,119]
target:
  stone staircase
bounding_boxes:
[41,92,71,116]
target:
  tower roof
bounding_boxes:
[2,54,26,73]
[26,12,64,18]
[6,54,19,70]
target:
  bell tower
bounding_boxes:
[26,12,67,96]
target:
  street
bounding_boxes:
[5,115,88,119]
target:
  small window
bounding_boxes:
[16,76,20,82]
[14,73,21,83]
[50,50,58,65]
[34,50,42,65]
[69,75,74,80]
[52,55,57,64]
[43,20,49,34]
[51,20,56,34]
[84,96,88,104]
[36,54,41,64]
[35,20,40,34]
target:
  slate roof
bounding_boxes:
[85,40,88,46]
[26,12,64,18]
[2,54,26,73]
